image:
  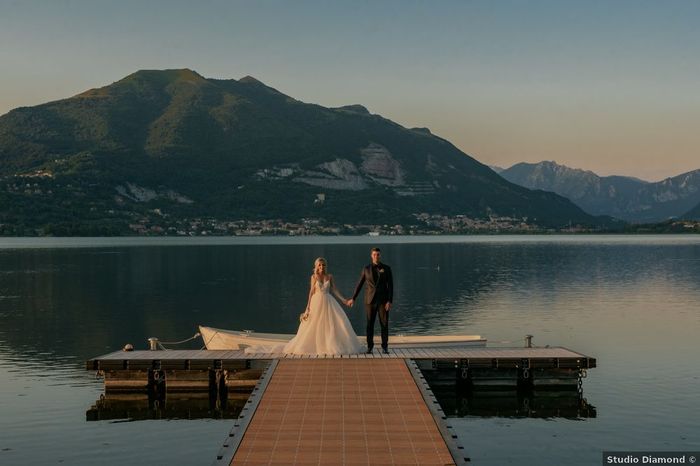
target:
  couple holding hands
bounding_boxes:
[272,247,393,356]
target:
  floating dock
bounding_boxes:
[86,346,596,464]
[87,346,596,392]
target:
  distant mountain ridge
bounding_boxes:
[498,161,700,223]
[0,69,612,234]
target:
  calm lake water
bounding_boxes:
[1,235,699,465]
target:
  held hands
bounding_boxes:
[343,299,389,311]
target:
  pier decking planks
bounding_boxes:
[87,346,595,369]
[218,359,460,466]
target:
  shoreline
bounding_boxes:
[1,233,700,249]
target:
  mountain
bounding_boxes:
[0,69,611,235]
[683,202,700,220]
[499,161,700,223]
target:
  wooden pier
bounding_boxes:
[86,346,595,464]
[216,359,462,465]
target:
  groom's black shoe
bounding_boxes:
[382,347,389,354]
[365,348,373,354]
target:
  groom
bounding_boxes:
[347,247,393,354]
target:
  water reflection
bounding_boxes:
[85,385,597,423]
[433,387,597,419]
[86,392,248,421]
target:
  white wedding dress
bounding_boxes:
[244,278,363,355]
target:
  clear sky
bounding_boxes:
[1,0,698,181]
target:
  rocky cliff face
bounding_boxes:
[274,142,409,192]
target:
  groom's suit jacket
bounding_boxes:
[352,262,393,305]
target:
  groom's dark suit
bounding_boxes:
[351,262,393,350]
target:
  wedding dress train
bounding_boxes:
[244,278,363,355]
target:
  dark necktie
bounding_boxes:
[372,265,379,283]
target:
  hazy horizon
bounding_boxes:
[1,0,698,181]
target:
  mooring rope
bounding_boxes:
[156,332,201,350]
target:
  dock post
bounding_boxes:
[208,368,228,402]
[458,360,469,388]
[518,358,533,389]
[524,334,533,348]
[148,337,160,351]
[147,362,166,399]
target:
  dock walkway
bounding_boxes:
[216,358,465,465]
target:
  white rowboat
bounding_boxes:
[199,325,486,350]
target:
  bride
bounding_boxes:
[244,257,363,355]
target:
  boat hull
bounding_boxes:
[199,326,486,350]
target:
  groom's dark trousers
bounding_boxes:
[365,302,389,351]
